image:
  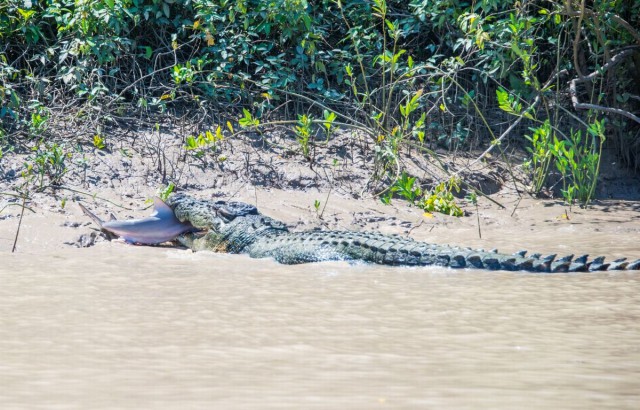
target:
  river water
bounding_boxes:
[1,244,639,409]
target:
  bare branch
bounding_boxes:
[569,48,640,124]
[561,9,640,46]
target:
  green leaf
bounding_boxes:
[496,88,521,116]
[17,8,36,20]
[391,49,406,64]
[385,19,396,32]
[93,135,105,150]
[185,135,197,149]
[511,41,523,58]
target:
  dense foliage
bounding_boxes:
[1,0,639,205]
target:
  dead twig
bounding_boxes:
[11,195,27,253]
[450,69,569,181]
[569,48,640,124]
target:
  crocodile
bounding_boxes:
[154,194,640,273]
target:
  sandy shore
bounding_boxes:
[1,129,639,262]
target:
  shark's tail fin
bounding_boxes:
[79,203,105,229]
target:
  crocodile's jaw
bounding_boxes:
[175,231,230,252]
[167,194,290,253]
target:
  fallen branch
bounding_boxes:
[569,47,640,124]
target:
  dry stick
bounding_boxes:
[56,186,140,210]
[569,48,640,124]
[560,9,640,45]
[449,69,569,184]
[571,0,587,78]
[406,219,424,237]
[406,141,507,210]
[318,186,332,220]
[0,191,31,200]
[254,187,259,209]
[510,196,523,218]
[11,195,27,253]
[105,38,200,109]
[475,202,482,239]
[0,202,35,214]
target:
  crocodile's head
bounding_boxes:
[165,194,288,252]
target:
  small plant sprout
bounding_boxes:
[238,109,260,129]
[322,110,337,141]
[93,134,106,150]
[185,127,224,158]
[158,182,175,201]
[295,114,313,159]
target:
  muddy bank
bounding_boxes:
[0,128,639,262]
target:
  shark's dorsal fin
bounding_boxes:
[79,203,104,228]
[150,197,176,219]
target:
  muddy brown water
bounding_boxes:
[1,243,639,410]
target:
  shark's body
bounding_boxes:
[79,198,195,244]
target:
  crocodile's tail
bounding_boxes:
[446,249,640,272]
[360,242,640,273]
[259,231,640,272]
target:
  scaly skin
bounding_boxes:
[166,194,640,272]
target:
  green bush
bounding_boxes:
[1,0,638,200]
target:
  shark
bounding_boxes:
[79,197,197,245]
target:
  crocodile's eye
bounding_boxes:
[217,207,237,220]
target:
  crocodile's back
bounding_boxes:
[248,229,640,272]
[250,230,475,267]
